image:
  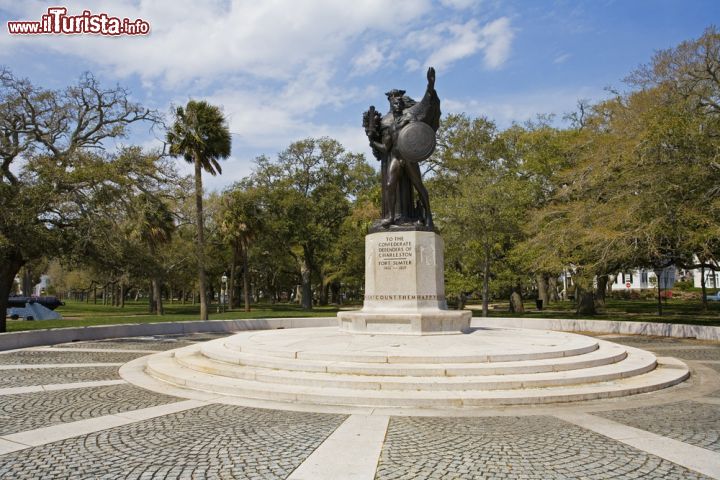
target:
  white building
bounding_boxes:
[608,266,675,291]
[693,267,720,288]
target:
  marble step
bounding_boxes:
[199,339,627,377]
[173,347,652,391]
[145,352,688,407]
[222,329,600,364]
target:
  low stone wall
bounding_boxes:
[2,315,718,352]
[0,317,336,351]
[474,317,720,341]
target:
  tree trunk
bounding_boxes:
[242,247,251,312]
[229,248,237,310]
[194,157,209,321]
[331,282,341,305]
[457,293,466,310]
[0,256,25,333]
[482,242,490,317]
[120,283,125,308]
[299,254,312,311]
[654,269,663,316]
[576,289,596,315]
[536,273,549,308]
[148,281,155,313]
[701,264,708,311]
[22,267,33,296]
[509,289,524,313]
[596,275,608,306]
[319,279,329,307]
[152,277,164,315]
[548,276,560,302]
[93,286,97,304]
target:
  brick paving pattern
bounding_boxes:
[598,401,720,452]
[52,338,195,351]
[0,366,120,388]
[177,332,234,342]
[0,384,179,435]
[706,363,720,375]
[374,416,710,480]
[649,348,720,361]
[0,350,147,365]
[0,404,346,479]
[602,336,688,346]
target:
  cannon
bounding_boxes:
[7,296,64,321]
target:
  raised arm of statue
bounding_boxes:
[427,66,435,90]
[405,67,441,131]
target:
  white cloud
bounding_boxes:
[440,0,479,10]
[405,58,421,71]
[424,20,483,70]
[404,17,513,71]
[351,43,387,76]
[0,0,433,85]
[479,17,513,69]
[553,53,572,64]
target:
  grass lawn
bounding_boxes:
[5,300,341,333]
[6,297,720,333]
[472,298,720,327]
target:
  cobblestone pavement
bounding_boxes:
[0,404,346,479]
[51,338,196,350]
[374,416,710,480]
[602,335,691,346]
[0,365,120,387]
[648,348,720,361]
[0,384,180,435]
[597,401,720,452]
[0,350,147,364]
[0,333,718,479]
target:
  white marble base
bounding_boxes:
[338,310,471,335]
[133,326,691,411]
[338,230,470,335]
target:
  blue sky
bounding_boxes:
[1,0,716,190]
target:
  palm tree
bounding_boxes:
[167,100,231,320]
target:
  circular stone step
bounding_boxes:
[221,327,600,363]
[134,326,690,410]
[195,340,628,377]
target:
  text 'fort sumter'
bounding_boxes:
[377,235,413,270]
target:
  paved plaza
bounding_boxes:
[0,331,719,479]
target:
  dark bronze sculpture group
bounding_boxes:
[363,67,441,232]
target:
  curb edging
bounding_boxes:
[2,315,719,352]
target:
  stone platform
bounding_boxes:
[137,326,690,410]
[337,230,471,334]
[2,332,719,479]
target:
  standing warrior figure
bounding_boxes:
[363,67,441,230]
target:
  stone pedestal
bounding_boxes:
[338,230,471,335]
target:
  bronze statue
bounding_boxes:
[363,67,440,231]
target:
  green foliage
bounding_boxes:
[166,100,232,175]
[244,138,375,308]
[430,114,533,314]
